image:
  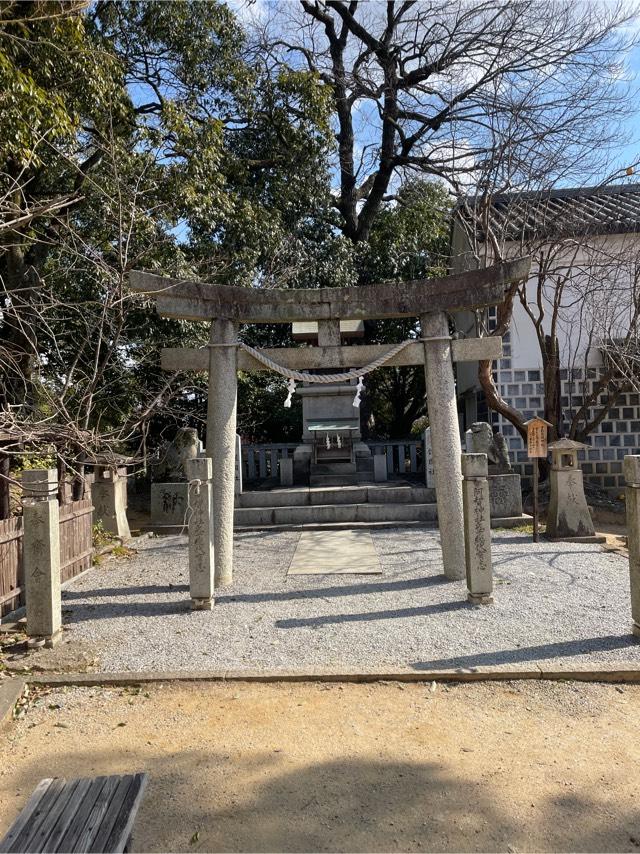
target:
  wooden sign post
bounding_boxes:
[525,417,552,542]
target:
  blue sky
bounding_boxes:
[616,43,640,178]
[227,0,640,193]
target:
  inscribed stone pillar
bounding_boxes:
[186,457,215,610]
[624,455,640,636]
[207,318,238,586]
[461,454,494,604]
[421,312,465,580]
[22,468,61,646]
[92,465,130,539]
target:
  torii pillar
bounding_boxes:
[421,312,465,580]
[207,318,238,586]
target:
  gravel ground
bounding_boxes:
[57,528,640,672]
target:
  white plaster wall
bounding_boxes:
[449,219,640,492]
[451,224,640,371]
[506,233,640,369]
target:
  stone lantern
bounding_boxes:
[93,465,131,539]
[545,438,596,540]
[87,454,133,539]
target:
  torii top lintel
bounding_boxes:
[129,257,530,324]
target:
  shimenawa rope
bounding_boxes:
[239,339,415,408]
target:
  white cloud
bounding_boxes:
[224,0,268,25]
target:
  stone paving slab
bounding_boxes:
[54,528,640,674]
[287,530,381,575]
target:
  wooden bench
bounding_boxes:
[0,773,147,853]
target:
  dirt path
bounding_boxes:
[1,680,639,852]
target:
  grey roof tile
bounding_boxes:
[460,183,640,240]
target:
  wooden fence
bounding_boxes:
[0,516,23,617]
[0,498,94,618]
[59,498,94,583]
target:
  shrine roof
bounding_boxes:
[307,423,359,431]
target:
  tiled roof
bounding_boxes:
[460,183,640,241]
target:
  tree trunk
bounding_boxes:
[478,359,527,441]
[542,334,561,441]
[57,458,70,505]
[72,464,85,500]
[0,453,10,519]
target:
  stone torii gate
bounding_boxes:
[130,257,530,587]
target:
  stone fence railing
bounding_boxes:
[367,440,424,475]
[242,444,298,482]
[241,439,425,481]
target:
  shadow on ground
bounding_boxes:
[3,746,639,853]
[411,633,640,670]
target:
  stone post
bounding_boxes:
[92,466,130,539]
[280,456,294,487]
[623,455,640,636]
[186,457,215,610]
[373,453,387,483]
[317,320,341,348]
[461,454,494,604]
[423,427,434,488]
[465,428,474,453]
[83,472,94,500]
[206,318,238,586]
[22,469,62,646]
[421,312,465,580]
[235,434,243,496]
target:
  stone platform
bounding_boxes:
[144,481,530,534]
[236,483,436,529]
[236,482,529,531]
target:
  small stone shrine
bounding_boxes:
[465,421,523,519]
[545,438,600,541]
[290,321,372,486]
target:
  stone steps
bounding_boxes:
[143,514,530,536]
[309,461,358,487]
[311,462,356,474]
[234,519,439,533]
[237,485,435,508]
[144,481,529,535]
[230,481,530,531]
[234,501,439,528]
[309,473,360,486]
